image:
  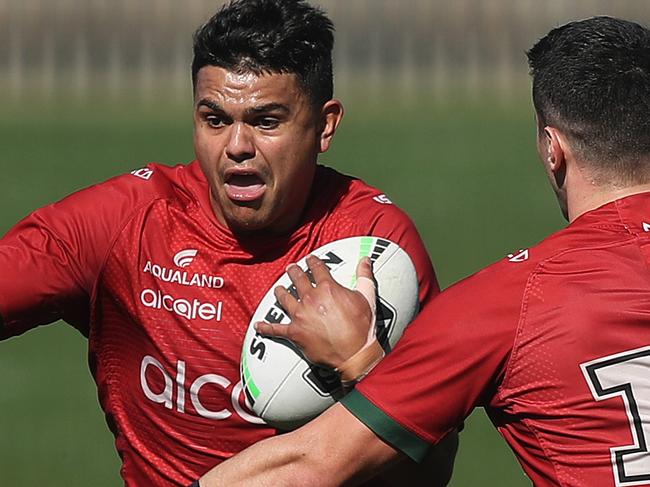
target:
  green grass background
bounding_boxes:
[0,97,563,486]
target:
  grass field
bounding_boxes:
[0,97,563,486]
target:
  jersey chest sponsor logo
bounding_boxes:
[140,355,264,425]
[143,249,225,290]
[140,288,223,321]
[143,261,225,289]
[173,249,198,268]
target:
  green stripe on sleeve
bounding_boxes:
[340,389,431,462]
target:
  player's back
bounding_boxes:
[495,192,650,486]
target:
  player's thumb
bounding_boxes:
[355,257,376,315]
[354,257,377,346]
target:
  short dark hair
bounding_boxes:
[527,16,650,182]
[192,0,334,107]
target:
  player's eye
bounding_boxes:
[255,117,280,130]
[205,115,227,129]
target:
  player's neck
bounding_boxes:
[568,183,650,222]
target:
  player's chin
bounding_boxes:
[224,205,276,235]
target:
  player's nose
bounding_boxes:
[225,122,255,163]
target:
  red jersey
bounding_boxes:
[0,161,437,486]
[343,192,650,486]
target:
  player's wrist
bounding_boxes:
[335,339,385,388]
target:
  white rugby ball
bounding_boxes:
[240,236,419,430]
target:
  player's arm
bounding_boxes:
[200,402,404,487]
[0,178,132,338]
[200,401,458,487]
[0,213,88,337]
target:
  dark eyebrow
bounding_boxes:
[245,103,290,116]
[196,99,290,117]
[196,98,222,112]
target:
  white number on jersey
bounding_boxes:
[581,346,650,486]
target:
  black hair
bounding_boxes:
[192,0,334,106]
[527,16,650,182]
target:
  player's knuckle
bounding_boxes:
[319,280,332,291]
[293,308,308,323]
[319,280,336,298]
[301,290,317,305]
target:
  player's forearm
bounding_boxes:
[199,430,323,487]
[199,404,400,487]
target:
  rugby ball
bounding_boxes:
[240,236,419,430]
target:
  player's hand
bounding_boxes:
[254,255,376,369]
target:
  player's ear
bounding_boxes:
[544,127,567,184]
[318,99,344,153]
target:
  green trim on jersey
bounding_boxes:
[340,389,430,462]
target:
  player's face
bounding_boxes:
[193,66,342,235]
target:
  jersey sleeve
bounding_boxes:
[0,203,89,337]
[0,169,158,339]
[340,265,521,461]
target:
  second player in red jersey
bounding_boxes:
[346,193,650,486]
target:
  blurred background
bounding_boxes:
[1,1,649,486]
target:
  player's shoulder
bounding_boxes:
[316,165,414,224]
[97,161,196,203]
[59,161,199,216]
[30,161,200,238]
[441,216,631,314]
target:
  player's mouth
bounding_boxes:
[223,170,267,202]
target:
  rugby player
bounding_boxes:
[199,16,650,487]
[0,0,457,485]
